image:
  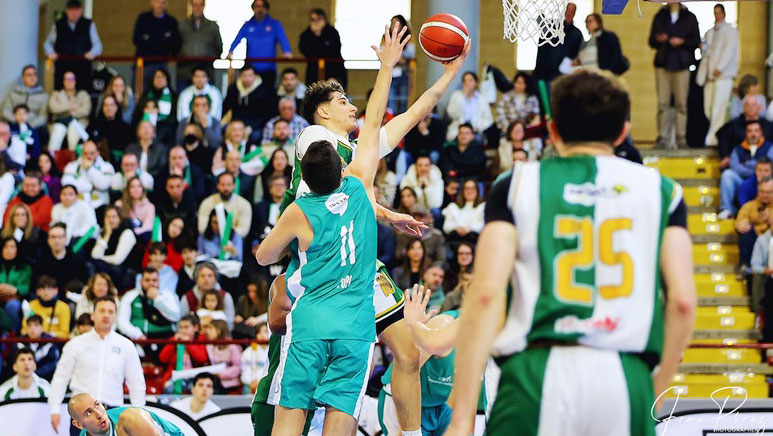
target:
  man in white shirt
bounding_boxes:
[170,372,221,420]
[697,4,739,147]
[61,140,115,210]
[49,296,145,432]
[177,67,223,121]
[110,153,154,195]
[197,172,252,237]
[400,155,444,210]
[0,348,52,400]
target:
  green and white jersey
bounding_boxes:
[280,125,392,213]
[486,155,686,361]
[285,176,378,342]
[0,374,50,400]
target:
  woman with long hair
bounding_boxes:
[498,120,535,172]
[37,153,61,204]
[142,217,190,271]
[74,272,118,318]
[133,69,177,146]
[98,75,135,124]
[1,203,41,262]
[90,205,139,290]
[259,148,292,202]
[88,94,132,161]
[444,241,475,293]
[375,159,397,207]
[198,209,243,262]
[0,236,31,333]
[233,277,269,339]
[204,319,242,393]
[391,238,428,290]
[397,186,418,214]
[118,177,155,243]
[442,178,485,246]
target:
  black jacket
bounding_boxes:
[648,5,700,71]
[533,23,583,82]
[717,117,773,159]
[222,80,278,132]
[299,25,347,89]
[132,11,180,57]
[596,30,628,75]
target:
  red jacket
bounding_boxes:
[4,195,53,231]
[158,334,209,384]
[141,241,184,272]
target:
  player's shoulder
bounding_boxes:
[296,125,338,153]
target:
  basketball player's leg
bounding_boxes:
[273,340,325,436]
[377,388,402,436]
[272,406,307,436]
[379,319,421,433]
[252,401,275,436]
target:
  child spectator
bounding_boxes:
[50,184,98,246]
[204,319,241,393]
[196,289,228,327]
[141,242,179,292]
[159,314,208,390]
[176,244,199,297]
[170,372,221,420]
[23,275,71,339]
[240,322,270,394]
[0,348,52,400]
[74,272,117,318]
[74,312,94,336]
[9,104,42,165]
[17,315,60,381]
[142,217,188,272]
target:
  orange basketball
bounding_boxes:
[419,13,469,62]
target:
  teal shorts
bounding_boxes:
[377,388,452,436]
[276,339,374,417]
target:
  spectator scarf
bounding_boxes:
[17,191,44,205]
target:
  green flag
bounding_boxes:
[151,216,163,243]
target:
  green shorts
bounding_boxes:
[275,339,375,418]
[251,401,313,436]
[378,388,452,436]
[488,346,655,436]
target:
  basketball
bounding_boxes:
[419,13,469,62]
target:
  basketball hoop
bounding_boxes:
[502,0,568,46]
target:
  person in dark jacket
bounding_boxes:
[648,2,700,149]
[533,2,583,84]
[176,0,223,88]
[440,123,487,181]
[43,0,102,91]
[574,13,627,75]
[222,66,278,138]
[132,0,181,89]
[717,96,773,164]
[299,9,347,90]
[88,94,132,162]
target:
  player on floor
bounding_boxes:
[443,69,697,436]
[255,22,408,436]
[68,393,183,436]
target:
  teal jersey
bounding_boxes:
[79,407,183,436]
[285,176,377,342]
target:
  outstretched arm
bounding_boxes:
[347,23,409,211]
[255,204,303,265]
[403,284,459,355]
[383,40,471,150]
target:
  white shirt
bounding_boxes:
[170,397,221,420]
[241,345,269,386]
[50,200,99,244]
[0,374,51,400]
[61,157,115,209]
[48,329,145,414]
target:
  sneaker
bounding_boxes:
[717,209,733,220]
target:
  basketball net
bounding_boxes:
[502,0,568,46]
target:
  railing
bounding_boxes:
[43,55,417,102]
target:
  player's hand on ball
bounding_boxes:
[442,39,471,73]
[372,21,411,68]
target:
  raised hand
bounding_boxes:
[442,39,472,75]
[384,209,428,237]
[372,22,411,69]
[404,284,437,327]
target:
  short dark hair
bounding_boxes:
[551,69,630,145]
[301,80,346,125]
[93,295,118,310]
[13,103,29,113]
[241,65,257,75]
[756,157,772,167]
[252,0,269,9]
[715,4,726,14]
[747,120,763,130]
[61,184,78,195]
[192,66,209,77]
[300,141,342,194]
[192,94,210,107]
[458,122,475,134]
[166,174,185,184]
[26,314,43,325]
[310,8,327,20]
[281,67,299,78]
[76,313,94,326]
[217,172,235,185]
[13,348,35,364]
[49,222,67,234]
[273,118,290,127]
[180,313,200,327]
[66,0,83,8]
[142,267,159,277]
[36,275,57,290]
[21,65,36,75]
[462,71,478,83]
[193,372,217,386]
[148,242,167,256]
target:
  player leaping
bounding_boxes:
[256,23,409,436]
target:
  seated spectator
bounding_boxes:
[50,184,98,246]
[222,66,277,138]
[23,275,71,339]
[1,65,48,130]
[177,67,223,122]
[400,155,444,211]
[257,149,292,203]
[445,72,494,143]
[259,119,295,168]
[181,123,215,174]
[440,269,472,312]
[155,175,198,231]
[0,159,13,220]
[212,120,264,177]
[250,174,286,252]
[443,242,475,293]
[421,262,446,311]
[135,98,176,147]
[0,237,31,331]
[223,149,257,203]
[731,74,766,121]
[739,158,773,208]
[97,75,135,125]
[240,322,270,394]
[4,173,53,232]
[375,159,397,208]
[197,173,252,238]
[171,372,221,419]
[110,153,154,201]
[9,104,42,165]
[38,153,61,205]
[33,223,88,293]
[199,209,243,262]
[90,206,139,290]
[134,68,177,131]
[392,239,429,291]
[74,272,117,318]
[403,113,446,163]
[499,120,538,173]
[495,72,541,133]
[440,123,487,181]
[117,177,155,243]
[159,314,208,390]
[0,348,52,399]
[261,97,308,145]
[1,203,43,263]
[1,120,26,171]
[89,94,132,162]
[179,262,235,330]
[176,244,199,298]
[717,96,773,166]
[736,178,773,272]
[443,178,485,246]
[397,186,418,214]
[17,315,61,381]
[176,95,222,150]
[47,71,91,152]
[142,242,179,292]
[125,121,168,178]
[395,205,446,265]
[719,121,773,219]
[203,319,242,393]
[156,146,205,204]
[73,313,94,336]
[61,140,115,211]
[276,68,306,110]
[196,288,229,326]
[142,217,189,272]
[118,267,181,341]
[234,279,268,340]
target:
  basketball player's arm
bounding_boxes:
[445,222,514,434]
[255,203,304,265]
[404,284,460,355]
[654,224,697,407]
[383,39,471,150]
[268,280,292,335]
